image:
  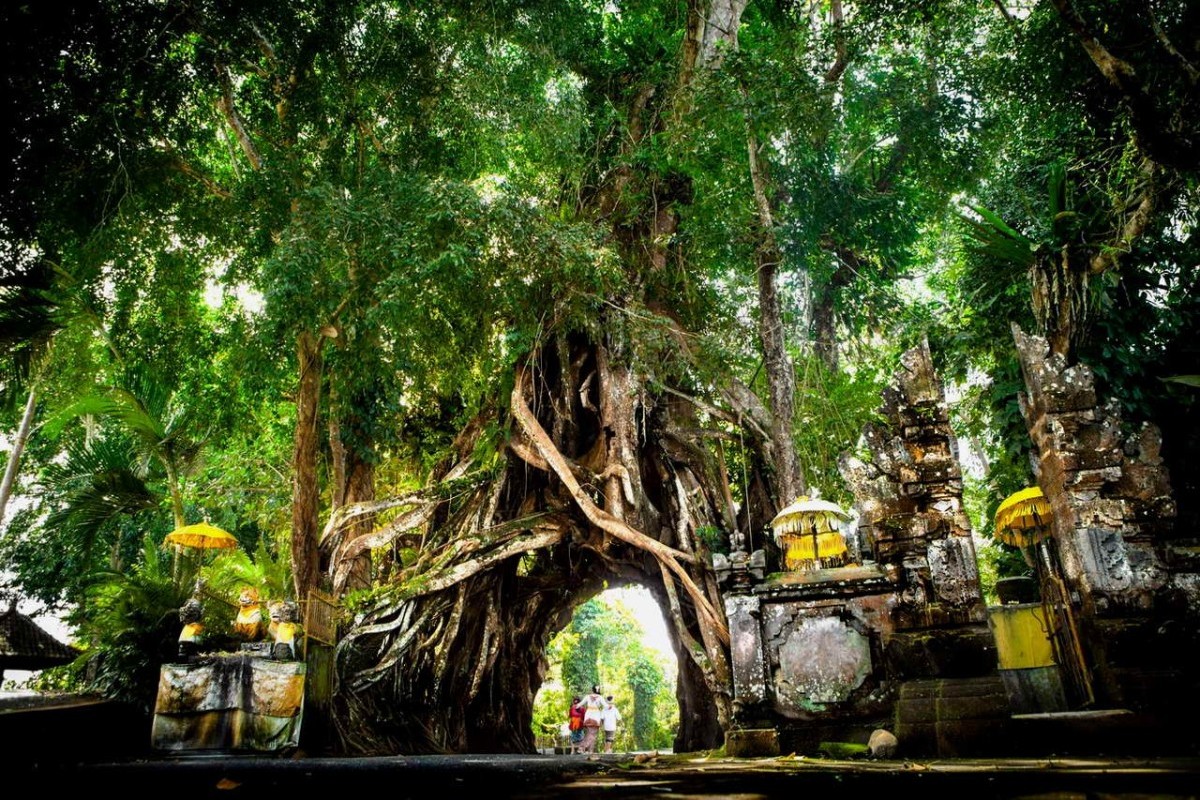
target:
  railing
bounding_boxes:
[302,588,341,656]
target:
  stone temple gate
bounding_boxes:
[718,333,1200,758]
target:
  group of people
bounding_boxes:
[563,685,621,754]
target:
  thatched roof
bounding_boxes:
[0,602,78,671]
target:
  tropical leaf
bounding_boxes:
[0,268,62,405]
[41,435,156,542]
[73,534,196,711]
[963,205,1038,269]
[969,204,1031,246]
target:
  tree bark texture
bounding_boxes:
[291,330,323,602]
[745,95,803,507]
[330,334,758,754]
[1030,248,1088,360]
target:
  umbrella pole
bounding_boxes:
[1035,536,1094,708]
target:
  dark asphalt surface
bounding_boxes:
[6,696,1199,797]
[17,751,1200,799]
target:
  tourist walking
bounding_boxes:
[576,685,605,754]
[601,695,621,753]
[567,695,584,754]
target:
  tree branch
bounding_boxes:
[1147,1,1199,84]
[822,0,849,86]
[1089,158,1160,275]
[215,62,264,170]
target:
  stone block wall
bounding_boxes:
[1011,325,1190,617]
[1012,324,1200,713]
[840,339,986,628]
[723,341,995,751]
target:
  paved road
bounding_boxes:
[19,751,1200,799]
[7,697,1199,798]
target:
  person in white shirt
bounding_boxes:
[576,686,605,754]
[600,695,621,753]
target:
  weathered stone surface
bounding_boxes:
[867,728,898,758]
[771,616,872,709]
[839,338,985,625]
[726,340,998,748]
[724,728,780,757]
[1010,324,1199,712]
[928,537,984,612]
[726,594,767,707]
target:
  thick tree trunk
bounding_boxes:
[291,330,323,602]
[810,244,859,374]
[747,133,802,504]
[811,289,838,374]
[1030,248,1088,361]
[331,335,746,754]
[328,1,775,757]
[340,452,375,593]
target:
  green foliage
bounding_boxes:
[534,588,677,751]
[200,535,293,606]
[790,353,889,505]
[67,536,196,713]
[560,597,618,695]
[3,1,1199,735]
[0,431,163,608]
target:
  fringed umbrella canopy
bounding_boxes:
[770,496,852,571]
[994,486,1052,548]
[163,521,239,550]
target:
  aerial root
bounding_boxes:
[510,366,729,645]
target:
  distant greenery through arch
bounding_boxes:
[532,587,678,753]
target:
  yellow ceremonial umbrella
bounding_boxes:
[771,495,852,572]
[993,486,1052,548]
[164,521,238,585]
[992,485,1095,706]
[164,521,239,551]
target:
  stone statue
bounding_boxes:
[177,598,206,660]
[232,586,265,642]
[269,600,303,661]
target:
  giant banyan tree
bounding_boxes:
[13,0,1195,764]
[330,341,755,754]
[324,1,774,755]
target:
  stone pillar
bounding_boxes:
[1011,324,1200,713]
[1011,324,1174,614]
[840,339,986,628]
[726,594,767,712]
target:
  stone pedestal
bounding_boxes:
[150,654,305,753]
[724,728,780,757]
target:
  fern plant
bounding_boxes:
[69,535,196,713]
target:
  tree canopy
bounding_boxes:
[1,0,1196,753]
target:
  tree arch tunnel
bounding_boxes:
[327,337,755,756]
[330,531,729,757]
[532,585,680,754]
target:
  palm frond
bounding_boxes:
[0,277,62,404]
